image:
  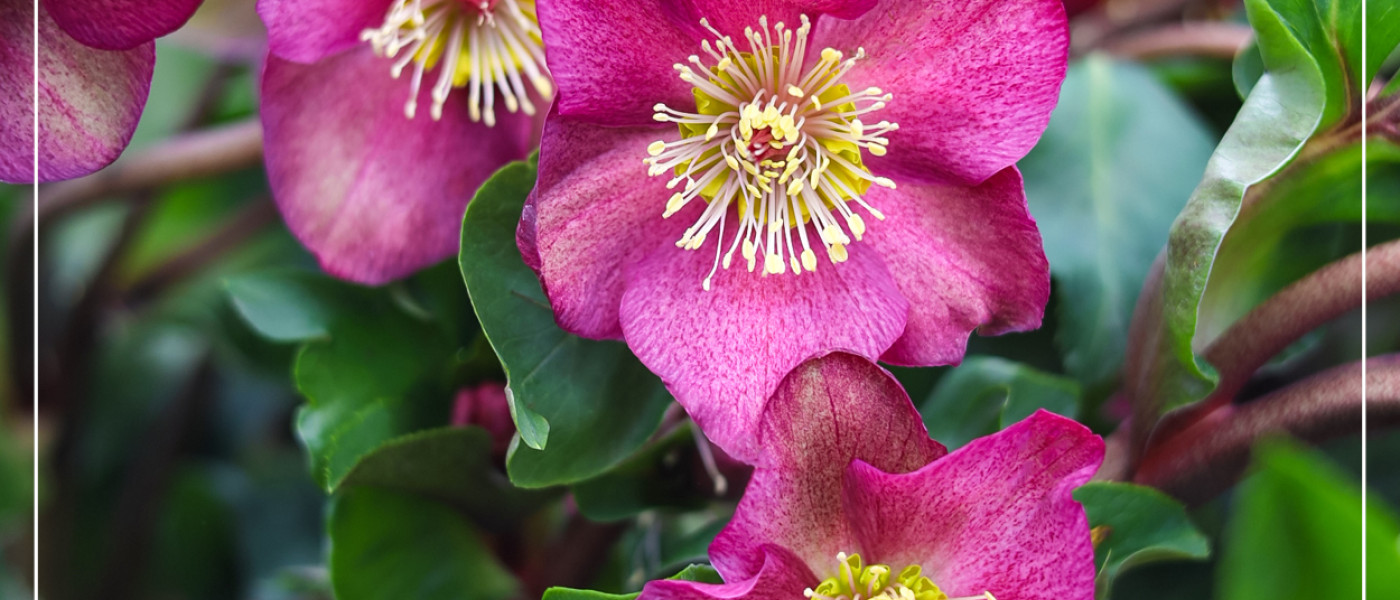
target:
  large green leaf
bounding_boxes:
[460,161,671,488]
[571,424,709,521]
[1127,0,1330,436]
[336,426,555,527]
[1021,56,1215,390]
[226,269,373,342]
[292,298,455,491]
[1218,440,1400,599]
[916,357,1079,450]
[1196,141,1399,343]
[1074,482,1210,599]
[328,487,519,600]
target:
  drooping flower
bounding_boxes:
[451,382,515,455]
[257,0,553,284]
[521,0,1063,462]
[642,352,1103,600]
[0,0,204,183]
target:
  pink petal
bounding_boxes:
[619,239,910,464]
[258,0,391,63]
[642,545,817,600]
[519,112,681,339]
[536,0,701,126]
[0,0,153,183]
[813,0,1067,185]
[260,49,534,285]
[842,410,1103,600]
[46,0,203,51]
[710,352,945,582]
[672,0,876,38]
[865,168,1049,367]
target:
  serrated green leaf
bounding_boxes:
[292,300,455,491]
[460,161,672,488]
[1219,440,1400,600]
[916,357,1079,450]
[1022,56,1215,391]
[1073,482,1210,599]
[337,426,555,526]
[329,487,519,600]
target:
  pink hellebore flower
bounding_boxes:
[257,0,553,284]
[0,0,203,182]
[520,0,1064,462]
[644,352,1103,600]
[451,382,515,455]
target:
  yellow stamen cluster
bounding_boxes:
[803,553,995,600]
[360,0,552,124]
[644,15,897,290]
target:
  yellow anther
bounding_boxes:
[647,141,667,156]
[725,155,741,171]
[869,144,888,157]
[664,193,685,217]
[789,256,800,274]
[765,254,785,274]
[705,123,720,141]
[821,48,842,62]
[874,177,897,189]
[829,243,848,263]
[717,56,733,72]
[786,180,805,196]
[801,249,817,271]
[787,84,806,97]
[848,214,867,240]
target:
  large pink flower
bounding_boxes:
[522,0,1064,461]
[643,352,1103,600]
[257,0,552,284]
[0,0,202,183]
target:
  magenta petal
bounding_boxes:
[619,243,909,464]
[813,0,1067,185]
[46,0,203,51]
[642,545,816,600]
[843,411,1103,600]
[536,0,702,126]
[260,49,534,284]
[0,0,153,183]
[710,352,945,582]
[672,0,876,38]
[258,0,391,63]
[867,168,1049,367]
[523,113,681,339]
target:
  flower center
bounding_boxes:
[803,553,994,600]
[360,0,552,124]
[644,16,897,290]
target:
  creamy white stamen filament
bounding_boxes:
[360,0,553,124]
[643,15,896,291]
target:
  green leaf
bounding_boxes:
[1196,141,1396,343]
[1219,439,1400,600]
[293,299,455,491]
[1073,482,1210,599]
[572,424,708,521]
[543,564,722,600]
[1232,42,1265,99]
[1245,0,1359,128]
[915,357,1079,450]
[337,426,556,526]
[1127,0,1330,433]
[460,161,671,488]
[1022,56,1215,391]
[328,487,519,600]
[226,269,372,342]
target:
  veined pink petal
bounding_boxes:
[813,0,1067,186]
[0,0,153,183]
[865,168,1049,367]
[669,0,875,38]
[260,48,534,285]
[619,242,909,464]
[519,111,681,340]
[710,352,945,582]
[643,545,817,600]
[843,411,1103,600]
[535,0,701,126]
[46,0,203,51]
[258,0,392,63]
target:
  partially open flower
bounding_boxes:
[0,0,203,183]
[257,0,552,284]
[641,352,1103,600]
[521,0,1063,462]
